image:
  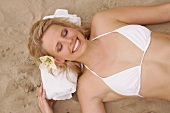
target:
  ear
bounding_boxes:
[54,58,65,64]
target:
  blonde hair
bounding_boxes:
[28,18,90,76]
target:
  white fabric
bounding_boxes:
[115,25,151,52]
[43,9,81,26]
[86,25,151,97]
[92,25,151,52]
[39,64,78,100]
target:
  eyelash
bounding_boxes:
[63,29,68,37]
[57,43,62,52]
[57,29,68,52]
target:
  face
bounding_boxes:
[41,25,87,63]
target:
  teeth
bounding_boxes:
[73,39,79,52]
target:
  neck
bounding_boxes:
[76,40,109,69]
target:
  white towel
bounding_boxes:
[39,64,77,100]
[43,9,81,26]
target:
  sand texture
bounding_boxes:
[0,0,170,113]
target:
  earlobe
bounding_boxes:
[54,58,65,64]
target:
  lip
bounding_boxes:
[72,38,81,53]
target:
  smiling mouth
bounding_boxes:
[72,38,80,53]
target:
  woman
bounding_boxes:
[28,3,170,113]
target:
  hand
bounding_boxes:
[38,83,55,113]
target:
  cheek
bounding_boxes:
[60,48,70,57]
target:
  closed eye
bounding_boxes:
[57,42,62,52]
[62,28,68,37]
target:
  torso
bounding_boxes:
[78,25,170,102]
[140,32,170,99]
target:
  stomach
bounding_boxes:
[139,32,170,100]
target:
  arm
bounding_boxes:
[96,3,170,25]
[77,80,106,113]
[90,3,170,37]
[77,92,106,113]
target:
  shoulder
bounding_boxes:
[90,9,127,40]
[77,71,102,101]
[77,74,96,109]
[77,72,106,112]
[77,72,96,97]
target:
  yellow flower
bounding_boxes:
[39,56,57,70]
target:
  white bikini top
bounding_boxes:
[84,25,151,97]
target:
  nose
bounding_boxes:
[63,38,73,46]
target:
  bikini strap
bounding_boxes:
[91,31,115,41]
[140,51,146,66]
[84,65,101,78]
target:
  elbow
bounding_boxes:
[91,11,106,25]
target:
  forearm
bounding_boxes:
[167,3,170,22]
[101,3,170,25]
[116,3,170,25]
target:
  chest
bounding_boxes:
[93,32,144,78]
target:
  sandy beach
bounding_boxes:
[0,0,170,113]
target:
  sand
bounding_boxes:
[0,0,170,113]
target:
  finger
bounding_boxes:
[38,95,45,113]
[38,84,44,109]
[38,83,43,97]
[38,101,45,113]
[38,94,43,108]
[40,87,47,105]
[42,88,47,100]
